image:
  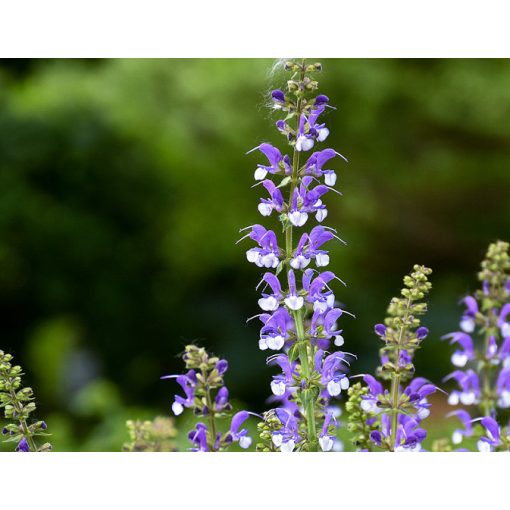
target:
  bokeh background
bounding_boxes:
[0,58,509,451]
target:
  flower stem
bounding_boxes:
[480,320,497,417]
[202,369,218,451]
[389,296,411,450]
[7,385,38,452]
[284,67,318,451]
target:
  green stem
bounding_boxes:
[7,385,38,452]
[284,63,318,451]
[203,371,218,451]
[293,310,318,451]
[481,321,497,417]
[389,297,411,451]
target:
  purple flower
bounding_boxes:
[447,409,473,445]
[444,369,480,406]
[315,350,350,397]
[315,95,329,106]
[15,437,30,452]
[258,306,294,351]
[305,271,336,307]
[304,148,347,186]
[374,324,387,337]
[477,417,501,452]
[273,408,300,452]
[271,89,286,108]
[318,412,337,452]
[188,423,209,452]
[229,411,252,449]
[257,272,283,311]
[258,180,284,217]
[269,354,298,396]
[416,327,429,340]
[215,386,231,412]
[459,296,478,333]
[284,270,304,311]
[161,370,197,416]
[242,224,281,269]
[496,368,510,408]
[216,359,228,375]
[248,143,291,181]
[498,303,510,338]
[442,332,475,367]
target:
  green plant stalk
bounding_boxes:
[389,296,412,450]
[6,386,38,452]
[284,69,318,451]
[480,320,498,417]
[202,369,218,451]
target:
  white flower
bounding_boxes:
[270,380,286,396]
[460,317,475,333]
[254,167,268,180]
[172,401,184,416]
[316,208,328,222]
[284,295,304,311]
[319,436,334,452]
[258,296,279,311]
[324,172,337,186]
[295,136,314,152]
[258,203,273,216]
[239,436,252,449]
[288,211,308,227]
[451,352,468,367]
[334,335,344,347]
[280,440,295,452]
[315,253,330,267]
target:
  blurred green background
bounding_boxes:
[0,59,509,451]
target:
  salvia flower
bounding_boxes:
[243,62,352,451]
[243,60,353,452]
[346,266,437,452]
[443,241,510,450]
[476,416,510,452]
[162,345,254,451]
[0,350,52,452]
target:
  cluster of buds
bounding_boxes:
[347,266,436,452]
[162,345,254,451]
[241,60,352,452]
[0,350,51,452]
[443,241,510,450]
[123,417,177,452]
[345,382,373,451]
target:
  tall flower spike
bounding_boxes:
[443,241,510,451]
[242,60,352,452]
[346,266,436,452]
[0,350,51,452]
[161,345,253,451]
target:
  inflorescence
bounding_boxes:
[162,344,255,451]
[0,350,51,452]
[240,60,353,452]
[347,265,437,452]
[443,241,510,451]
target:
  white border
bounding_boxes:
[1,1,510,57]
[1,452,509,507]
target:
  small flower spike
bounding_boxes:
[162,345,253,451]
[0,350,52,452]
[443,241,510,451]
[346,266,437,452]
